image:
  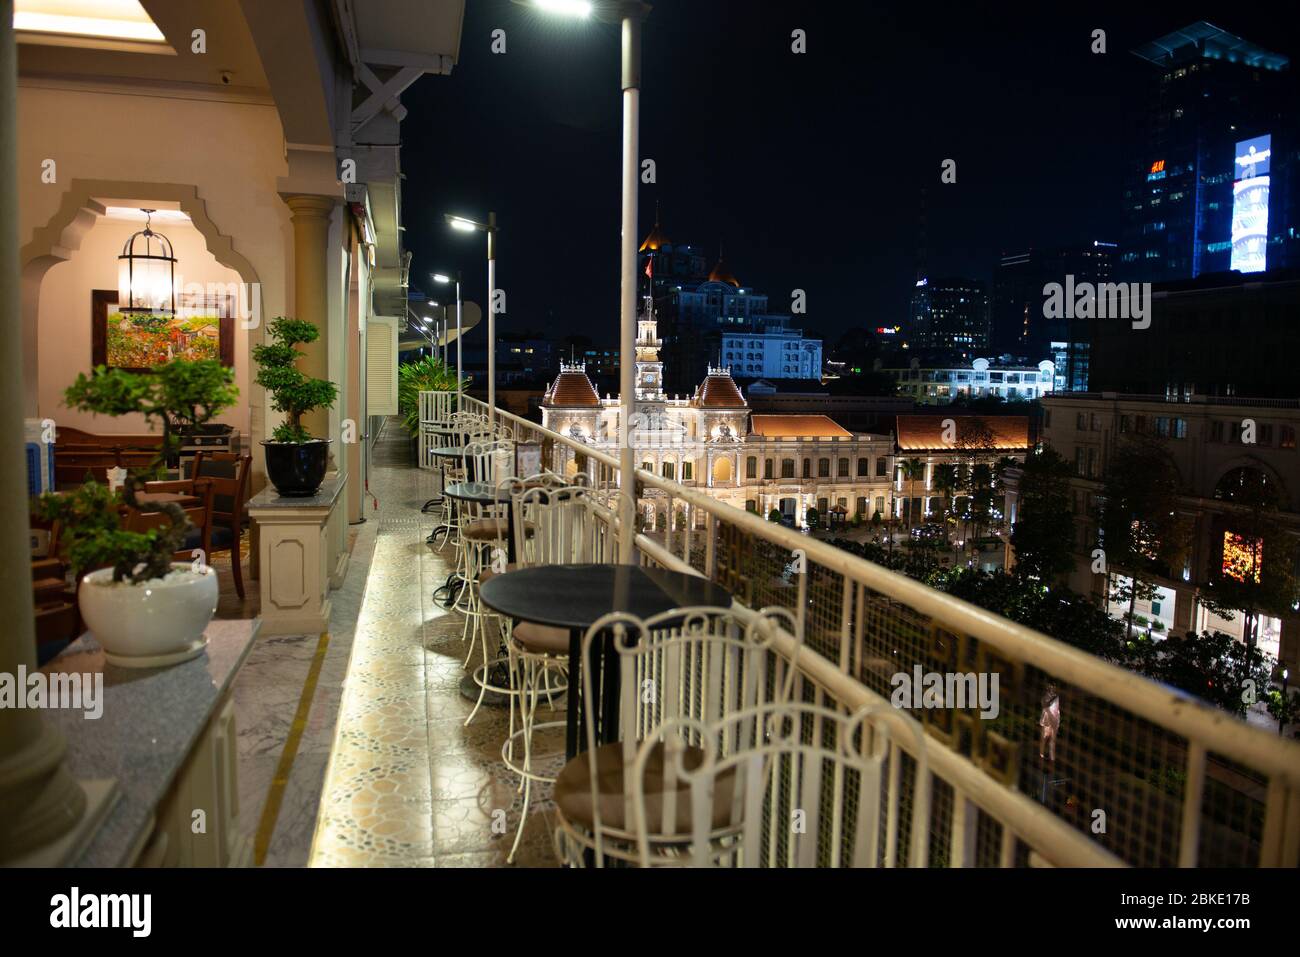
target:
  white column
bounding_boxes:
[0,3,88,861]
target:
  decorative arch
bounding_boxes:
[20,180,262,416]
[1211,457,1289,510]
[712,455,733,485]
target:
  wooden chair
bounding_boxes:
[125,479,215,564]
[146,452,252,598]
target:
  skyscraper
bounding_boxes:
[908,277,989,355]
[1120,22,1298,282]
[991,242,1115,389]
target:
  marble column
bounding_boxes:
[284,194,337,443]
[0,2,88,862]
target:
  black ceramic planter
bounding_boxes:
[262,439,331,496]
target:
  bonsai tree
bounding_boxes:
[806,506,821,529]
[767,508,783,523]
[40,358,238,583]
[253,317,338,443]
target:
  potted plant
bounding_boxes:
[397,354,466,461]
[253,317,339,496]
[40,358,238,666]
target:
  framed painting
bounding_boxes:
[92,289,235,371]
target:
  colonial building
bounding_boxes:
[541,298,893,528]
[1039,392,1300,667]
[882,357,1056,406]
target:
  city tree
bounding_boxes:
[1097,435,1192,638]
[1009,447,1076,584]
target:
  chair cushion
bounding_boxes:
[463,517,508,541]
[477,562,518,584]
[554,740,738,834]
[510,621,570,655]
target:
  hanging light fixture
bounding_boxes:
[117,208,177,314]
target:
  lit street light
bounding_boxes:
[433,271,464,413]
[444,213,496,423]
[516,0,652,563]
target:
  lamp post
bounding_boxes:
[433,271,463,413]
[445,214,496,423]
[516,0,652,563]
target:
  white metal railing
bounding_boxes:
[417,390,457,470]
[433,391,1300,868]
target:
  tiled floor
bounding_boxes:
[308,420,562,867]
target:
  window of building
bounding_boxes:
[817,497,828,513]
[662,461,675,480]
[781,459,795,479]
[1090,413,1101,432]
[682,461,693,481]
[857,457,869,477]
[837,458,849,478]
[1119,415,1130,433]
[1076,412,1087,431]
[1173,418,1187,440]
[875,496,885,516]
[818,458,830,478]
[746,456,757,479]
[1281,426,1297,450]
[876,457,887,477]
[1258,424,1274,446]
[802,458,811,479]
[745,500,757,513]
[856,497,867,517]
[1210,420,1224,443]
[764,459,774,480]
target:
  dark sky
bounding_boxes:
[401,1,1300,349]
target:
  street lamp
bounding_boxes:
[516,0,652,563]
[443,214,496,423]
[433,271,463,413]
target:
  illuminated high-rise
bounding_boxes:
[1120,22,1298,281]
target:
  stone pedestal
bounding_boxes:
[248,473,348,635]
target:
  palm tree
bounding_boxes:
[900,457,926,535]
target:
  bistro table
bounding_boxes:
[443,481,517,563]
[479,563,733,759]
[425,445,467,544]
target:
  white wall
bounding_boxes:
[37,216,249,435]
[17,83,293,449]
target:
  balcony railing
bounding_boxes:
[435,393,1300,867]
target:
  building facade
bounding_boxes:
[541,300,890,529]
[1039,392,1300,669]
[990,242,1116,390]
[1120,22,1299,282]
[909,276,990,354]
[882,357,1055,405]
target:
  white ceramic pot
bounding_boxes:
[78,563,219,667]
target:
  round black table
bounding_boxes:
[443,481,516,563]
[479,563,733,759]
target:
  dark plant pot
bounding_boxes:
[262,439,331,497]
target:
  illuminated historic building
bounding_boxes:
[541,297,893,527]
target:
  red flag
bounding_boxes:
[644,257,653,279]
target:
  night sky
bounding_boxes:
[401,1,1300,349]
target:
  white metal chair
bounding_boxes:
[627,700,929,867]
[552,605,800,866]
[498,482,593,861]
[456,450,513,678]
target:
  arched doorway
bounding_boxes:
[712,455,732,485]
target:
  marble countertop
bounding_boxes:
[41,619,260,867]
[248,472,344,510]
